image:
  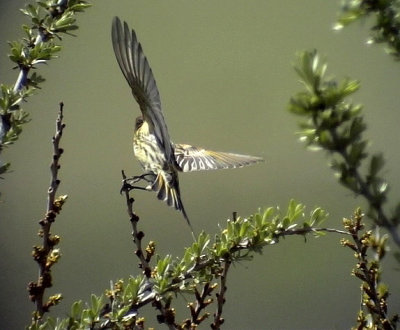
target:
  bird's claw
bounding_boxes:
[120,179,134,194]
[120,174,154,194]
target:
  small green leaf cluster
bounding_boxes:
[0,0,91,176]
[20,0,91,38]
[289,50,362,153]
[289,50,365,185]
[9,39,61,67]
[335,0,400,60]
[28,294,108,330]
[289,50,399,241]
[214,199,328,257]
[0,85,29,175]
[28,201,329,329]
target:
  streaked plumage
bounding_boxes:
[174,144,263,172]
[112,17,263,228]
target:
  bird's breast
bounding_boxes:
[133,124,168,173]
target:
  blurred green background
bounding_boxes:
[1,1,400,329]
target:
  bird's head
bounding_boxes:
[134,116,144,132]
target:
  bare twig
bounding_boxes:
[185,283,214,328]
[121,170,152,277]
[212,260,230,329]
[152,299,177,330]
[121,171,177,329]
[342,209,398,329]
[28,102,67,321]
[283,226,350,236]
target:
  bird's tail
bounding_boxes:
[151,172,193,232]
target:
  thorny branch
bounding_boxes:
[121,170,152,277]
[28,102,67,321]
[212,259,230,329]
[184,283,215,328]
[342,208,398,329]
[118,179,352,329]
[330,130,400,247]
[120,170,178,329]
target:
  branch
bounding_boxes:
[30,198,348,328]
[186,283,214,327]
[336,0,400,60]
[13,0,91,93]
[121,170,153,278]
[211,259,230,329]
[28,102,67,322]
[0,0,91,176]
[342,208,399,329]
[289,50,400,247]
[120,171,178,329]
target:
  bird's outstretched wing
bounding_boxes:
[111,17,173,162]
[174,144,264,172]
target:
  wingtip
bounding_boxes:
[111,16,121,32]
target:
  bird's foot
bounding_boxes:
[120,174,155,194]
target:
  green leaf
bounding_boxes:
[69,3,92,12]
[156,255,172,277]
[239,218,251,237]
[349,117,366,141]
[348,141,368,168]
[70,300,83,320]
[281,216,291,229]
[340,78,360,96]
[309,207,328,226]
[286,200,305,223]
[369,154,384,178]
[262,207,275,224]
[0,162,11,176]
[20,4,40,19]
[8,41,25,64]
[90,294,103,316]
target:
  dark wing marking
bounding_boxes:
[151,171,192,231]
[174,144,264,172]
[111,17,173,161]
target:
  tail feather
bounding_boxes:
[151,172,193,232]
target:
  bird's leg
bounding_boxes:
[120,173,156,194]
[137,173,156,184]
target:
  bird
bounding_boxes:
[111,17,263,230]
